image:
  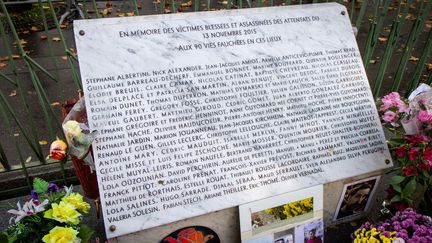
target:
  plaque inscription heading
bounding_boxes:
[74,3,392,238]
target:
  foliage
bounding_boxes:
[0,178,93,243]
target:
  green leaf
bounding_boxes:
[33,178,49,194]
[0,231,17,243]
[0,232,9,243]
[402,179,417,198]
[393,184,402,193]
[390,176,405,185]
[78,224,94,243]
[390,195,401,203]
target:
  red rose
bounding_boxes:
[393,201,410,211]
[408,148,420,161]
[385,185,395,199]
[395,146,407,157]
[49,139,67,160]
[405,135,429,143]
[423,147,432,162]
[418,162,431,172]
[402,165,418,176]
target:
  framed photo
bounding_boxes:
[294,219,324,243]
[239,185,323,243]
[333,175,381,221]
[274,228,294,243]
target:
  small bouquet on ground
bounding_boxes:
[377,85,432,214]
[0,178,93,243]
[352,208,432,243]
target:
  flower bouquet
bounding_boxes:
[352,208,432,242]
[0,178,93,243]
[61,97,99,200]
[377,86,432,214]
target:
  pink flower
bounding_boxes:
[402,165,418,176]
[395,147,407,157]
[408,148,420,161]
[380,103,390,111]
[397,103,410,113]
[380,92,402,111]
[382,92,402,106]
[383,111,397,122]
[417,110,432,123]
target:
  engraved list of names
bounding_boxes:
[74,3,392,238]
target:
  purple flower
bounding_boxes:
[46,183,59,193]
[402,218,414,228]
[397,231,408,240]
[30,189,38,200]
[354,208,432,241]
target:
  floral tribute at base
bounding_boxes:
[377,85,432,214]
[0,178,93,243]
[352,208,432,243]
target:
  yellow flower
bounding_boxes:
[44,201,81,225]
[264,209,272,214]
[42,226,80,243]
[62,193,90,214]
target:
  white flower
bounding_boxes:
[63,120,82,142]
[64,185,74,196]
[8,199,49,224]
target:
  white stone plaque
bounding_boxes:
[74,3,392,238]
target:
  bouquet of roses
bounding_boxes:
[0,178,93,243]
[377,85,432,214]
[352,208,432,242]
[378,85,432,136]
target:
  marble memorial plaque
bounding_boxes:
[74,3,392,238]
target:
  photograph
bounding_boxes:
[294,219,324,243]
[334,176,381,221]
[251,197,314,230]
[239,185,323,243]
[274,228,294,243]
[302,220,323,243]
